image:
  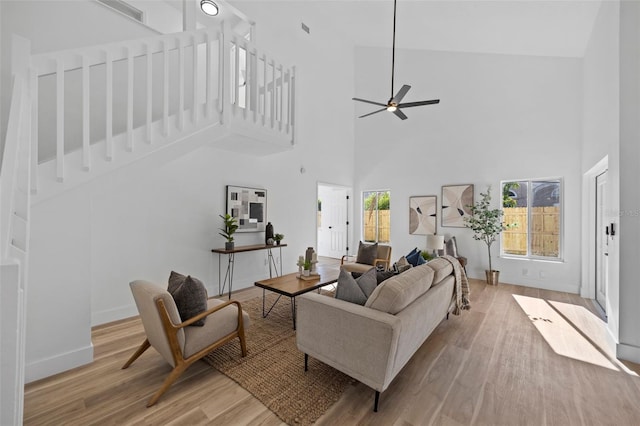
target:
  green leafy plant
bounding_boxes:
[502,181,520,208]
[274,233,284,242]
[218,214,238,242]
[303,260,311,270]
[420,250,434,261]
[464,186,514,272]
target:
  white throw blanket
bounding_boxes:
[441,255,471,315]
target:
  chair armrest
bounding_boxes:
[373,258,390,270]
[341,255,356,265]
[177,299,244,329]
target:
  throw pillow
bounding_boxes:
[394,256,412,273]
[352,269,396,285]
[406,248,422,267]
[356,241,378,265]
[445,236,459,258]
[416,252,426,265]
[335,267,377,305]
[167,272,208,326]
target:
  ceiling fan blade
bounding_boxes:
[393,108,408,120]
[391,85,411,104]
[359,108,387,118]
[353,97,387,107]
[397,99,440,108]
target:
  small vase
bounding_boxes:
[303,270,310,277]
[225,241,234,251]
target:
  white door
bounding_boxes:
[595,170,608,313]
[317,184,348,259]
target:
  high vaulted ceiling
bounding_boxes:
[234,0,604,58]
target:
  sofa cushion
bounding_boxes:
[335,267,377,305]
[426,258,454,284]
[167,271,208,326]
[365,264,435,314]
[356,241,378,265]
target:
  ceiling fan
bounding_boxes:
[353,0,440,120]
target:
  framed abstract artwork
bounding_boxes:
[409,196,437,235]
[441,184,474,227]
[226,185,267,232]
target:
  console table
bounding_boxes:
[211,244,287,299]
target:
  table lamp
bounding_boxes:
[426,234,445,257]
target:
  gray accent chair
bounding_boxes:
[122,280,250,406]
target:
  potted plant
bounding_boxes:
[303,260,311,276]
[219,214,238,250]
[464,186,514,285]
[274,233,284,245]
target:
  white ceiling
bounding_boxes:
[233,0,604,58]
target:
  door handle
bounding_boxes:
[328,226,332,229]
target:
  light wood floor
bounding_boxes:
[24,268,640,425]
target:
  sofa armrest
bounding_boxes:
[296,292,401,392]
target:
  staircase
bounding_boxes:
[0,22,295,425]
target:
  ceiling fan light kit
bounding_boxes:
[353,0,440,120]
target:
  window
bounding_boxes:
[501,179,562,260]
[363,190,390,243]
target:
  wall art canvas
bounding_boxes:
[409,196,437,235]
[442,184,474,227]
[226,185,267,232]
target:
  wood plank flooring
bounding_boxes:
[24,270,640,425]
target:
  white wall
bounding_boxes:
[617,0,640,363]
[24,1,355,381]
[581,1,620,341]
[353,47,583,293]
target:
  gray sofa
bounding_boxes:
[296,257,464,412]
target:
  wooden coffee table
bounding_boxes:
[254,266,339,330]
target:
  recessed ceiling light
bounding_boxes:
[200,0,219,16]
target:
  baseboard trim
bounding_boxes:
[25,344,94,383]
[92,304,138,327]
[617,342,640,364]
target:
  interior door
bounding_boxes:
[317,185,348,259]
[595,170,608,313]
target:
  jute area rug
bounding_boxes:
[203,293,354,425]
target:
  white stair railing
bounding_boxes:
[0,35,33,426]
[29,25,295,197]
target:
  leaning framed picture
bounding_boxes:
[441,184,474,227]
[226,185,267,232]
[409,196,437,235]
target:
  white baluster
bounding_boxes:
[192,34,198,124]
[30,67,38,194]
[126,46,134,152]
[146,42,152,144]
[205,31,213,119]
[178,37,184,130]
[163,40,169,136]
[82,54,90,170]
[55,58,64,182]
[105,49,113,161]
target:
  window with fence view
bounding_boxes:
[363,190,390,243]
[501,179,562,259]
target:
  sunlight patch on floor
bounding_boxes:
[513,295,628,372]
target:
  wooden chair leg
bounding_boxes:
[146,363,188,407]
[238,330,247,357]
[122,339,150,369]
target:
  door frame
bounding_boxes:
[316,182,353,259]
[581,156,608,300]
